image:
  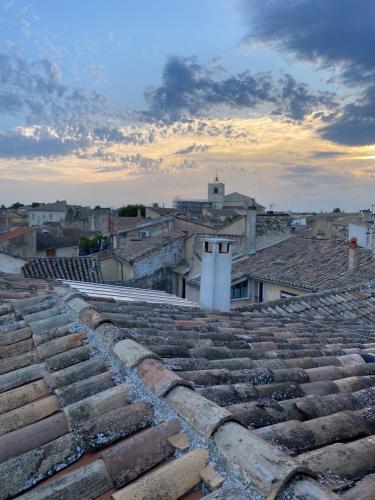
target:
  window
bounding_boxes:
[213,187,218,194]
[46,249,56,257]
[204,241,212,253]
[280,290,297,298]
[231,280,248,300]
[219,242,229,253]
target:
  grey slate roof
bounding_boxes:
[22,256,103,283]
[231,235,375,291]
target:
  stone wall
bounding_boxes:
[0,231,36,259]
[256,215,291,249]
[133,238,185,280]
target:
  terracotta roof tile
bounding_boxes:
[0,227,33,242]
[1,273,375,498]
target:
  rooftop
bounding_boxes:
[114,231,188,262]
[36,227,94,251]
[230,235,375,292]
[0,227,33,242]
[23,256,103,282]
[0,273,374,498]
[28,201,68,212]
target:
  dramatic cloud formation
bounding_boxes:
[143,56,335,122]
[240,0,375,145]
[174,143,211,155]
[0,49,107,130]
[0,127,89,158]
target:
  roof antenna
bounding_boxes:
[215,168,219,183]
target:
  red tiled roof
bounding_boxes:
[0,227,32,242]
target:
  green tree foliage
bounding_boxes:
[79,234,108,255]
[333,207,342,213]
[118,204,145,217]
[9,202,24,209]
[31,202,41,207]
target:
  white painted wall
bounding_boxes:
[348,222,374,249]
[29,211,66,226]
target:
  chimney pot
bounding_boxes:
[199,238,233,311]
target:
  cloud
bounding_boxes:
[310,151,347,159]
[143,56,334,122]
[239,0,375,145]
[283,165,324,176]
[0,127,88,158]
[0,48,108,130]
[95,154,163,174]
[319,84,375,145]
[92,127,155,145]
[174,143,210,155]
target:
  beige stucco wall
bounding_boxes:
[217,217,245,236]
[100,257,132,282]
[264,282,307,301]
[36,245,78,257]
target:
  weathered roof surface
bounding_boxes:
[224,192,265,209]
[0,227,33,242]
[81,282,375,498]
[147,206,177,216]
[29,201,67,212]
[22,256,103,283]
[59,280,199,307]
[231,235,375,291]
[36,227,92,251]
[0,274,221,499]
[114,232,187,262]
[2,273,367,498]
[112,216,146,232]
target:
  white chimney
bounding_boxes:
[348,237,359,272]
[113,233,118,249]
[245,206,257,254]
[199,238,233,312]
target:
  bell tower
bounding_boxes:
[208,174,225,209]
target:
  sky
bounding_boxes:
[1,0,375,211]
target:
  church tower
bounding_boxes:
[208,175,225,209]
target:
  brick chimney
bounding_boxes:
[245,206,257,254]
[348,237,359,272]
[199,238,233,311]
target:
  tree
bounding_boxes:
[118,204,145,217]
[333,208,342,213]
[94,205,101,210]
[79,234,108,255]
[31,202,41,208]
[9,202,24,209]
